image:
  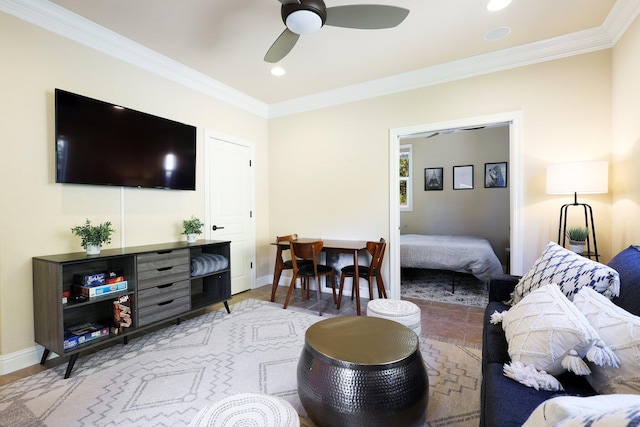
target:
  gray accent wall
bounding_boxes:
[400,126,510,269]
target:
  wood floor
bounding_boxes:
[0,284,484,386]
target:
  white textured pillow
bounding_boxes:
[554,404,640,427]
[574,286,640,394]
[491,284,618,391]
[523,394,640,427]
[510,241,620,305]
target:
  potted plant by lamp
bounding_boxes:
[566,226,589,254]
[71,219,115,255]
[182,215,204,243]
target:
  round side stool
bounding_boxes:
[367,299,422,336]
[188,393,300,427]
[298,316,428,427]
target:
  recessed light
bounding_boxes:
[487,0,511,11]
[270,66,286,76]
[484,26,511,41]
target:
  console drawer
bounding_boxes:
[138,280,190,308]
[137,249,190,289]
[138,295,190,326]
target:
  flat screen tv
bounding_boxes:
[55,89,197,190]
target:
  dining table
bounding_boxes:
[271,238,369,315]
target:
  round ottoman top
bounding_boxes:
[367,299,420,317]
[305,316,418,365]
[188,393,300,427]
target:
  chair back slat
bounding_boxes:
[367,238,386,274]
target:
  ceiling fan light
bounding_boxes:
[487,0,511,12]
[286,10,323,34]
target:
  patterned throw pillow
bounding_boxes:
[573,286,640,394]
[492,284,618,391]
[509,242,620,305]
[554,404,640,427]
[523,395,640,427]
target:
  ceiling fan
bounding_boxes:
[264,0,410,63]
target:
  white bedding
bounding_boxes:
[400,234,504,283]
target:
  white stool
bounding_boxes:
[189,393,300,427]
[367,299,422,336]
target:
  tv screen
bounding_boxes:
[55,89,197,190]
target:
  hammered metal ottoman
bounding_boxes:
[297,316,428,427]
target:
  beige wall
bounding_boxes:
[0,13,269,361]
[269,50,613,279]
[400,127,510,266]
[612,14,640,247]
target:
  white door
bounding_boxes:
[205,130,255,295]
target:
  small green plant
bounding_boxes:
[182,215,204,235]
[566,226,589,242]
[71,219,115,248]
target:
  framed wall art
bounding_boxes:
[485,162,507,188]
[453,165,474,190]
[424,167,443,191]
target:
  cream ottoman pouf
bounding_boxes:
[189,393,300,427]
[367,299,421,336]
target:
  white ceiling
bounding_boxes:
[6,0,640,113]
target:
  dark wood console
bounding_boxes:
[32,240,231,378]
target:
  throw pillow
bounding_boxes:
[509,241,620,305]
[609,245,640,316]
[554,404,640,427]
[523,395,640,427]
[491,284,618,391]
[574,286,640,394]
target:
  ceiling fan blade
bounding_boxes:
[277,0,299,4]
[325,5,409,29]
[264,28,300,63]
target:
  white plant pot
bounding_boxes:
[86,244,101,255]
[186,234,197,244]
[569,240,585,254]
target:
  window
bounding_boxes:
[400,145,412,211]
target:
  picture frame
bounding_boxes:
[424,167,443,191]
[453,165,474,190]
[485,162,507,188]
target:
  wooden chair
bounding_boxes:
[284,240,337,316]
[337,238,387,310]
[270,234,312,302]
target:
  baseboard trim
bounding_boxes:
[1,345,43,375]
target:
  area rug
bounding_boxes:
[0,299,481,427]
[401,269,489,308]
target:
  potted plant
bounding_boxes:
[566,226,589,254]
[71,219,115,255]
[182,215,204,243]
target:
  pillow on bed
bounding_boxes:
[509,241,620,305]
[573,286,640,394]
[491,284,619,391]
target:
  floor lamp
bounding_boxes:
[546,161,608,262]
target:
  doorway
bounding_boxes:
[388,112,524,299]
[204,130,256,294]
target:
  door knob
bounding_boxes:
[212,225,225,231]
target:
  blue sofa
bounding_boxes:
[480,245,640,427]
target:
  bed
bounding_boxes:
[400,234,504,283]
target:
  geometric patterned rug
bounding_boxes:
[0,299,481,427]
[401,269,489,308]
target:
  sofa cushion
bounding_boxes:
[480,363,596,427]
[609,245,640,316]
[494,284,618,390]
[523,394,640,427]
[574,286,640,394]
[510,242,620,305]
[482,301,511,368]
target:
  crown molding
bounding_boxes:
[3,0,640,119]
[0,0,269,118]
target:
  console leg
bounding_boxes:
[123,336,129,345]
[64,353,79,379]
[40,348,50,365]
[224,301,231,314]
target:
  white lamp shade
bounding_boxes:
[546,161,609,194]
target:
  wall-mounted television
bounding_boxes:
[55,89,197,190]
